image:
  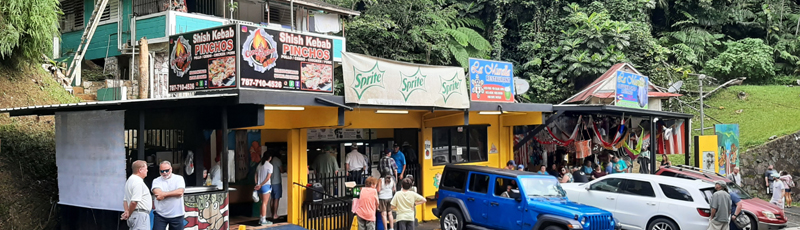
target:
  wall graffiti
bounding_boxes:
[184,192,229,230]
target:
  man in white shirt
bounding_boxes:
[152,161,186,230]
[121,160,152,230]
[345,143,368,185]
[727,167,742,187]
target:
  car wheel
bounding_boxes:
[648,218,678,230]
[544,225,567,230]
[742,214,756,230]
[440,207,464,230]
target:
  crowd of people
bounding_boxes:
[354,146,425,230]
[511,152,636,183]
[765,165,795,209]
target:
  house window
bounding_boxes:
[264,1,294,28]
[132,0,160,16]
[96,0,120,24]
[60,0,84,32]
[432,126,488,165]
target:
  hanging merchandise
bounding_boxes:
[185,150,195,175]
[533,115,583,147]
[574,140,592,158]
[662,120,685,155]
[589,116,629,150]
[621,126,646,159]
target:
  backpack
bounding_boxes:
[379,157,395,177]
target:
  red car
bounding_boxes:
[655,165,787,230]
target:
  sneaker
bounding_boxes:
[259,219,268,225]
[264,220,273,225]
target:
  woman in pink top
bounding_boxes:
[355,177,379,230]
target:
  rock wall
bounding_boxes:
[740,130,800,201]
[81,79,139,99]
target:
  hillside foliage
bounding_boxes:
[330,0,800,104]
[0,0,61,67]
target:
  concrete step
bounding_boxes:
[72,86,85,95]
[75,94,96,101]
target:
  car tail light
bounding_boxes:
[435,191,439,200]
[697,208,711,217]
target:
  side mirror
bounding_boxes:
[585,185,591,191]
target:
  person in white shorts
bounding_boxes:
[255,150,274,225]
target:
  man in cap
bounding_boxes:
[345,143,368,185]
[392,143,407,180]
[506,160,516,170]
[765,165,778,194]
[518,164,525,171]
[312,146,339,195]
[402,141,418,166]
[379,148,398,181]
[769,173,785,209]
[708,181,732,230]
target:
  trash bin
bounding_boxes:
[375,211,385,230]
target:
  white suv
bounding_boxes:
[561,173,717,230]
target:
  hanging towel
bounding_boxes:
[314,13,340,33]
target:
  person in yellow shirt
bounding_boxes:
[390,178,425,230]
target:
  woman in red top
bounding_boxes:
[355,177,380,230]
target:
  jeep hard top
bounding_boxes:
[433,165,621,230]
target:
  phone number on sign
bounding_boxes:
[241,78,283,88]
[169,83,195,92]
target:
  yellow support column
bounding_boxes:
[499,125,512,169]
[286,128,308,226]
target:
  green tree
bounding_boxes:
[0,0,62,67]
[705,38,776,82]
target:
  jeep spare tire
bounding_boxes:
[440,207,464,230]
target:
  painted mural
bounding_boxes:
[714,124,740,176]
[185,192,229,230]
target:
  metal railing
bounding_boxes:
[293,182,355,230]
[307,171,368,198]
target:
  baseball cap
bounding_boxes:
[518,164,525,170]
[385,148,392,154]
[507,160,516,166]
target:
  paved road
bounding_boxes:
[417,207,800,230]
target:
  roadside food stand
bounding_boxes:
[512,63,693,176]
[0,24,553,229]
[513,105,694,175]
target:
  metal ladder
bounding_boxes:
[64,0,110,86]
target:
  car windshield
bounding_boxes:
[727,183,752,199]
[520,177,566,197]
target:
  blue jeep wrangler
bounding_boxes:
[432,165,620,230]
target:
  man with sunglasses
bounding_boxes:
[152,161,186,230]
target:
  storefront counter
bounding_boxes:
[182,188,232,229]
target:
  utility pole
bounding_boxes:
[699,74,705,135]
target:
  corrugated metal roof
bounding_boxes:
[0,94,238,115]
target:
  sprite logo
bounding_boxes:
[441,73,463,104]
[399,67,427,101]
[351,62,385,100]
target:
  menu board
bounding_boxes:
[168,25,238,92]
[238,25,334,93]
[307,129,375,141]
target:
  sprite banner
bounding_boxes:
[342,52,470,109]
[615,71,649,109]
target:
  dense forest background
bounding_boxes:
[325,0,800,105]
